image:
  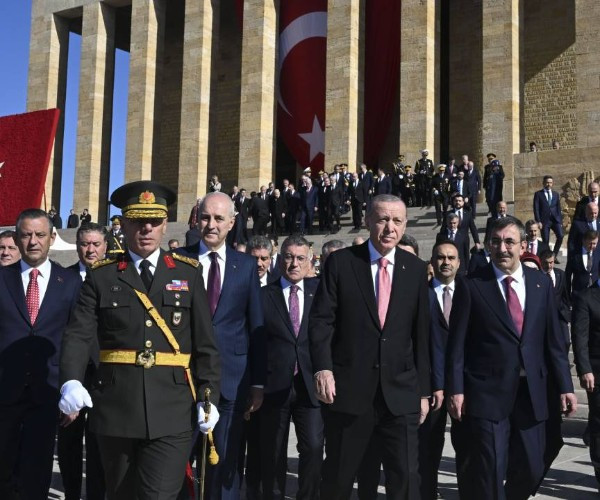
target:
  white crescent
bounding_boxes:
[278,11,327,116]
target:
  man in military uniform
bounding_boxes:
[415,149,435,207]
[59,181,221,499]
[105,215,127,256]
[400,165,416,207]
[391,154,406,197]
[432,164,451,226]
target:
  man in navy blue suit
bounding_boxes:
[566,229,600,297]
[447,216,576,499]
[533,175,564,260]
[300,176,318,235]
[0,209,81,499]
[178,192,265,500]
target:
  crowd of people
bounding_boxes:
[1,153,600,500]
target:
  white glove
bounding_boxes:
[197,402,220,434]
[59,380,93,414]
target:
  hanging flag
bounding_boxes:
[277,1,327,174]
[0,109,60,226]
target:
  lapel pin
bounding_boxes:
[536,284,540,288]
[57,276,63,283]
[402,265,406,270]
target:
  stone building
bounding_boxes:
[27,0,600,223]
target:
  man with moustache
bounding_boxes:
[310,194,430,499]
[0,230,21,266]
[59,181,220,499]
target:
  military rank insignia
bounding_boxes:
[172,311,182,326]
[166,280,189,291]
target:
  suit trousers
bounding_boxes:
[587,383,600,484]
[260,375,324,500]
[351,200,363,229]
[541,220,564,254]
[461,379,546,500]
[97,430,193,500]
[57,407,106,500]
[0,391,58,500]
[418,404,447,500]
[321,387,420,500]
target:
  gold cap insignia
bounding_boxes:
[139,191,156,204]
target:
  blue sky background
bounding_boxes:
[0,0,128,221]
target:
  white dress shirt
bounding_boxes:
[78,261,87,281]
[260,273,268,287]
[281,277,305,320]
[368,240,395,301]
[547,269,556,287]
[582,247,592,270]
[20,258,52,303]
[432,278,455,312]
[493,263,526,311]
[198,241,227,290]
[129,248,161,277]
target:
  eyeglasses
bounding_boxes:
[489,238,520,249]
[283,254,308,264]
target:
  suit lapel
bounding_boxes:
[118,255,147,293]
[215,247,237,317]
[352,243,380,329]
[37,263,62,323]
[384,249,408,328]
[270,282,296,339]
[5,263,30,324]
[521,268,542,340]
[299,280,316,341]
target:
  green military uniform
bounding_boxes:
[106,216,127,257]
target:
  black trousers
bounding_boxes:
[322,388,420,500]
[351,200,363,229]
[0,392,58,500]
[57,407,106,500]
[418,404,447,500]
[587,381,600,484]
[541,219,564,255]
[253,216,269,236]
[97,430,193,500]
[260,375,324,500]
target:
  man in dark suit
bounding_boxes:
[568,201,599,255]
[540,250,571,348]
[450,170,472,203]
[59,182,220,499]
[574,181,600,221]
[260,235,323,500]
[177,192,265,500]
[484,159,504,217]
[566,229,600,296]
[525,219,551,256]
[0,230,21,267]
[484,201,509,243]
[571,280,600,487]
[58,223,107,500]
[318,177,332,232]
[348,172,366,230]
[269,189,287,237]
[310,194,431,499]
[329,174,344,233]
[464,161,482,216]
[285,183,301,234]
[374,167,392,196]
[67,208,80,228]
[431,164,451,226]
[359,163,374,208]
[0,209,81,500]
[300,177,318,235]
[447,216,576,499]
[444,193,481,250]
[251,188,270,236]
[236,188,252,241]
[533,175,564,258]
[436,213,469,275]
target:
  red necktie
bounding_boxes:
[377,258,391,329]
[503,276,523,336]
[26,268,40,324]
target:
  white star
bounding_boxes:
[0,161,4,178]
[298,116,324,163]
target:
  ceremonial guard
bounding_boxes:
[105,215,127,256]
[415,149,435,207]
[431,164,451,226]
[59,181,221,499]
[400,165,417,207]
[391,154,406,197]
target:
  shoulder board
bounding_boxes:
[91,257,117,270]
[172,253,200,268]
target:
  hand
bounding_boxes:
[580,373,595,392]
[282,213,285,218]
[560,393,577,417]
[475,243,484,250]
[197,402,220,434]
[419,398,430,425]
[538,221,543,230]
[448,394,465,421]
[59,380,93,414]
[314,370,336,404]
[244,387,264,420]
[432,390,444,411]
[60,411,80,427]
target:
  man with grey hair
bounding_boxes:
[246,235,274,287]
[321,239,346,265]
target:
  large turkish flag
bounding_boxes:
[0,109,60,226]
[277,1,327,174]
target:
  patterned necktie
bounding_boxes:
[442,285,452,325]
[503,276,523,336]
[207,252,221,316]
[587,252,594,286]
[26,268,40,324]
[139,260,153,291]
[377,258,391,329]
[289,284,300,337]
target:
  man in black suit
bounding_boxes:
[431,164,451,226]
[484,159,504,217]
[0,209,82,500]
[348,171,366,230]
[59,182,221,499]
[329,174,344,233]
[236,188,252,241]
[67,208,79,229]
[574,181,600,221]
[310,194,430,499]
[285,183,301,234]
[318,176,332,232]
[525,219,551,256]
[359,163,374,208]
[450,170,472,204]
[269,189,287,237]
[444,193,481,250]
[533,175,564,259]
[437,213,469,275]
[447,216,576,499]
[571,280,600,487]
[300,177,318,235]
[58,223,107,500]
[464,161,482,216]
[484,201,509,243]
[374,167,392,196]
[251,188,270,236]
[568,202,599,255]
[540,250,571,348]
[260,235,323,500]
[566,229,600,296]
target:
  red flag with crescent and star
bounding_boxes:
[277,1,327,175]
[0,109,60,226]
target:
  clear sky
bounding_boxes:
[0,0,128,222]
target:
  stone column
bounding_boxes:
[575,0,600,148]
[74,3,115,225]
[27,13,69,211]
[125,0,165,182]
[177,0,214,221]
[481,0,521,202]
[238,0,278,190]
[325,0,364,168]
[400,0,439,166]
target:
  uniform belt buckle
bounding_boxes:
[136,349,156,369]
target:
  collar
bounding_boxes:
[492,262,524,283]
[199,240,227,261]
[432,278,455,291]
[368,240,396,265]
[128,247,161,269]
[79,261,87,273]
[20,258,52,277]
[582,246,592,255]
[281,276,304,292]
